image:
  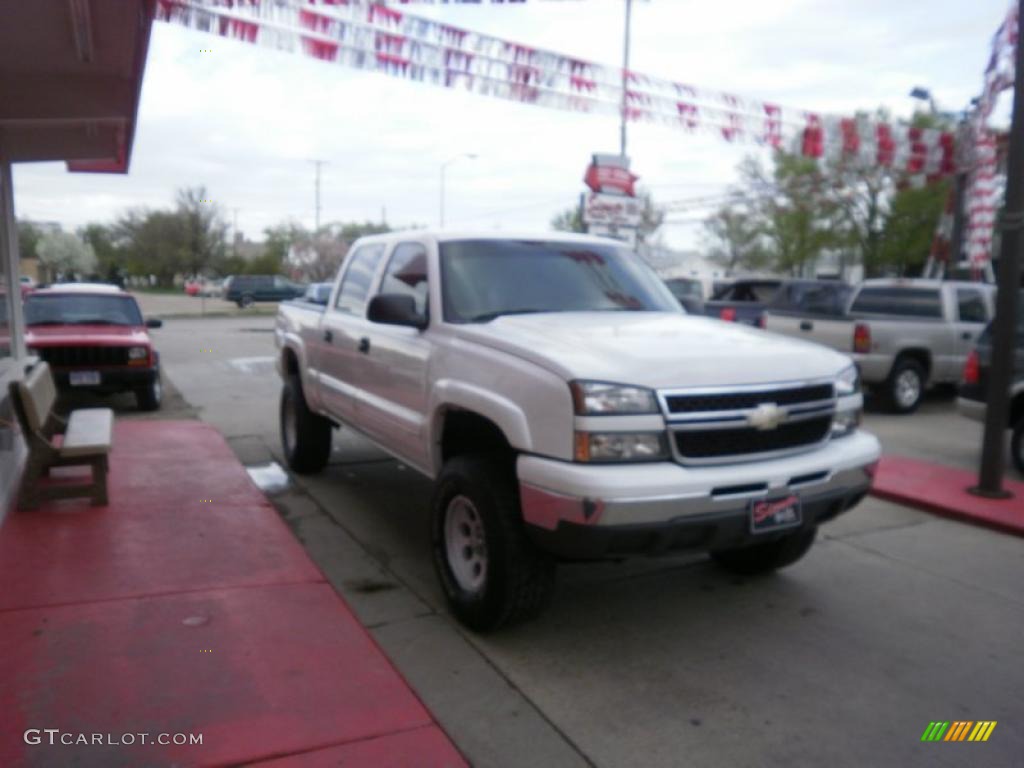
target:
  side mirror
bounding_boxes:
[367,293,426,329]
[146,318,163,329]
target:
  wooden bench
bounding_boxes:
[9,362,113,509]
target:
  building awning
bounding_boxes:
[0,0,156,173]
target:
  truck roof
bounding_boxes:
[859,278,994,290]
[349,231,632,247]
[33,282,125,295]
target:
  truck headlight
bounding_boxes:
[570,381,658,415]
[831,408,861,439]
[128,346,149,364]
[574,431,668,462]
[835,364,859,396]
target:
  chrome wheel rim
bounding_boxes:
[283,393,297,454]
[895,370,921,409]
[444,495,487,594]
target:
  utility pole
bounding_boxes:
[310,159,326,232]
[971,0,1024,499]
[232,207,239,257]
[619,0,633,158]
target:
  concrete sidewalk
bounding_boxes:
[0,420,466,767]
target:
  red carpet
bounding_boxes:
[0,420,466,767]
[871,455,1024,537]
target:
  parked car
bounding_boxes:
[704,278,782,325]
[760,279,854,328]
[301,282,333,306]
[24,283,164,410]
[957,293,1024,474]
[275,232,879,631]
[184,279,200,297]
[223,274,305,307]
[764,279,996,413]
[663,277,705,314]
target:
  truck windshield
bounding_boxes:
[440,239,680,323]
[25,294,144,326]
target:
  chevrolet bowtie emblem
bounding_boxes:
[747,403,787,431]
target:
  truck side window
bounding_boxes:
[957,289,988,323]
[380,242,429,318]
[335,245,385,316]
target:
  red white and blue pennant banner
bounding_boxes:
[158,0,956,177]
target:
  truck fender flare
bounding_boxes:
[429,380,532,467]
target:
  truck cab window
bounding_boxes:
[380,242,429,318]
[956,289,988,323]
[335,245,385,316]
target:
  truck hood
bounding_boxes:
[25,325,150,347]
[452,312,852,388]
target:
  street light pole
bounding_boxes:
[619,0,633,158]
[971,0,1024,498]
[439,153,477,228]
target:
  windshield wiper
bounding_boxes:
[468,308,553,323]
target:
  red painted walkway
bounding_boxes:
[0,420,467,768]
[872,455,1024,537]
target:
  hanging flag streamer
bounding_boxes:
[157,0,956,175]
[962,1,1017,266]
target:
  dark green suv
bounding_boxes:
[223,274,306,307]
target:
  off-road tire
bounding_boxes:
[134,373,163,412]
[431,455,556,632]
[280,374,332,474]
[711,526,818,575]
[1011,417,1024,475]
[885,357,926,414]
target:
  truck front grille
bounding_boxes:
[32,345,130,367]
[665,384,834,414]
[674,416,833,460]
[660,380,836,465]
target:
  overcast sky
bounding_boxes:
[12,0,1011,250]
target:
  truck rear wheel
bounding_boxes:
[711,526,817,575]
[885,358,925,414]
[1011,418,1024,475]
[431,455,555,632]
[280,375,332,474]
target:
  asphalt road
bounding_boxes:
[151,314,1023,768]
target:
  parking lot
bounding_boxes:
[151,313,1023,768]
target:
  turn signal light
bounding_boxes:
[719,307,737,322]
[853,322,871,354]
[962,349,980,385]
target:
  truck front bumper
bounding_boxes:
[518,430,880,559]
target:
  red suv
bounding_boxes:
[24,284,163,410]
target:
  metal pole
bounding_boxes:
[971,0,1024,498]
[949,172,967,268]
[440,163,446,229]
[310,159,325,232]
[0,159,26,360]
[619,0,633,158]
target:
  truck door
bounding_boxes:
[317,244,387,423]
[357,240,433,472]
[951,287,991,380]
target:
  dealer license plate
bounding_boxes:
[69,370,101,387]
[749,495,802,534]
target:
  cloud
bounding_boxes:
[12,0,1010,249]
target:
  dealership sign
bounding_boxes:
[583,192,642,227]
[583,154,638,197]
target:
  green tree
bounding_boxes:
[80,223,125,284]
[176,186,227,276]
[702,203,769,273]
[17,220,43,263]
[873,179,952,277]
[551,205,585,233]
[36,231,97,280]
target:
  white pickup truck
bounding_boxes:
[275,233,880,631]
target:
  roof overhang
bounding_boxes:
[0,0,156,174]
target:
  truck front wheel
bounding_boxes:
[280,375,332,474]
[711,526,817,575]
[431,456,555,632]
